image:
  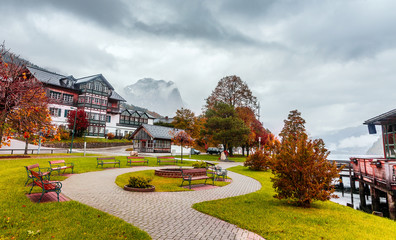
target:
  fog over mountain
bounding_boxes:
[123,78,185,117]
[313,125,382,158]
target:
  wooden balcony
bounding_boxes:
[350,157,396,191]
[107,107,120,113]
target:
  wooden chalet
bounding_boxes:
[131,124,180,153]
[351,109,396,219]
[26,66,154,138]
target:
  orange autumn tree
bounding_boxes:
[0,43,46,147]
[170,130,194,163]
[7,87,56,154]
[172,108,195,133]
[270,110,339,207]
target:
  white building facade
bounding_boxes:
[27,66,155,137]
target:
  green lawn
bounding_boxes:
[0,154,182,239]
[172,154,247,162]
[115,170,231,192]
[193,166,396,240]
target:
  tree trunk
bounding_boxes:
[24,137,29,155]
[228,146,233,157]
[0,111,8,145]
[181,145,183,163]
[242,145,245,156]
[246,146,250,156]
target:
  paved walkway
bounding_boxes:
[62,163,264,240]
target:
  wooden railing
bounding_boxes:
[0,149,69,154]
[350,157,396,191]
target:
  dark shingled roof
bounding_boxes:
[364,108,396,125]
[75,74,115,90]
[109,90,126,102]
[134,124,181,140]
[28,66,126,102]
[27,66,76,89]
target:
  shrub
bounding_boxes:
[125,148,134,151]
[244,151,271,171]
[57,125,70,140]
[127,176,152,188]
[271,110,339,207]
[192,161,206,168]
[107,133,115,140]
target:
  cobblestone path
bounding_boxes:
[62,163,264,240]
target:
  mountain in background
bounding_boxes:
[313,125,382,157]
[123,78,184,117]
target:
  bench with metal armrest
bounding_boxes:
[180,168,214,189]
[28,170,62,203]
[49,160,74,175]
[24,164,51,186]
[96,157,120,168]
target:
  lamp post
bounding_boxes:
[83,129,87,156]
[258,137,261,151]
[70,107,78,154]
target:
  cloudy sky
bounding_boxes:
[2,0,394,153]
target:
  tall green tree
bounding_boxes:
[271,110,339,207]
[203,102,250,155]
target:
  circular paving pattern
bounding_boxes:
[61,163,264,240]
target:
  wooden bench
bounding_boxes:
[24,164,51,186]
[127,156,149,166]
[180,168,214,189]
[157,156,177,165]
[205,162,216,176]
[97,157,120,168]
[49,160,74,175]
[28,170,62,203]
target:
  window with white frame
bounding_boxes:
[49,107,62,117]
[49,91,61,99]
[63,94,73,102]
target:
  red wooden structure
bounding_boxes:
[350,108,396,219]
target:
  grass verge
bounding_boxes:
[171,154,247,162]
[193,166,396,240]
[115,170,231,192]
[0,155,178,239]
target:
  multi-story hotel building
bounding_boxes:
[27,66,155,137]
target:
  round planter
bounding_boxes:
[123,185,155,192]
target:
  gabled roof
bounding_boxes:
[364,108,396,125]
[109,90,126,102]
[75,74,115,90]
[120,109,155,118]
[132,124,181,140]
[28,66,126,102]
[27,66,76,89]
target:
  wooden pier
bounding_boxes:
[350,157,396,219]
[329,160,356,206]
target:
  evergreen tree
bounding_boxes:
[271,110,339,207]
[203,102,250,155]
